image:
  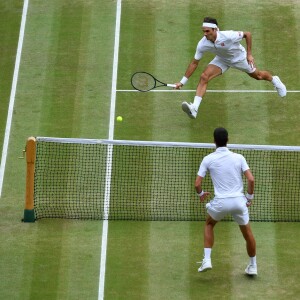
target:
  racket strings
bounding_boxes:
[131,73,156,92]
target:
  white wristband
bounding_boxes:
[180,76,188,85]
[246,193,254,200]
[198,190,205,197]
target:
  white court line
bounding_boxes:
[98,0,122,299]
[0,0,29,197]
[117,89,300,93]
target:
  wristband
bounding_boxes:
[197,190,205,197]
[246,193,254,200]
[180,76,188,85]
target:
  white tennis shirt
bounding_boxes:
[194,30,246,63]
[198,147,250,198]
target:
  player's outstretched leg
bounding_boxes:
[248,70,287,98]
[182,65,221,119]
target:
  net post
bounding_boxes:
[22,137,36,222]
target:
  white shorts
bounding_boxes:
[206,196,249,225]
[209,56,256,74]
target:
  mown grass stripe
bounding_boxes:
[148,222,192,300]
[0,0,28,197]
[0,1,23,151]
[38,2,87,137]
[222,2,280,296]
[146,4,191,298]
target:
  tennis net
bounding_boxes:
[29,137,300,222]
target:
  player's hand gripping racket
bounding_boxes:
[131,72,176,92]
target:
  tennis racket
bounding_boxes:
[131,72,176,92]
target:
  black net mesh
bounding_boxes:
[33,138,300,222]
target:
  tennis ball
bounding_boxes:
[117,116,123,122]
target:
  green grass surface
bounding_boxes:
[0,1,22,151]
[106,222,300,299]
[0,0,300,299]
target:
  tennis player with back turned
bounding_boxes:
[195,127,257,275]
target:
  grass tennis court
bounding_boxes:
[1,0,300,299]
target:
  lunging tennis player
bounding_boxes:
[195,127,257,275]
[176,17,287,119]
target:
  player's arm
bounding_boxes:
[194,175,211,202]
[175,59,200,89]
[244,169,255,206]
[243,32,254,67]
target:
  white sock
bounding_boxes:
[250,256,257,265]
[193,96,202,111]
[271,76,277,85]
[204,248,212,260]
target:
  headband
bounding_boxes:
[202,22,218,29]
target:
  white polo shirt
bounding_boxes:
[198,147,250,198]
[194,30,246,63]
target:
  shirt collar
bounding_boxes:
[215,147,229,152]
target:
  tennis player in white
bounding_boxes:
[175,17,287,119]
[195,127,257,275]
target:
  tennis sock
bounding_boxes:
[249,256,257,265]
[204,248,212,260]
[271,78,276,87]
[193,96,202,111]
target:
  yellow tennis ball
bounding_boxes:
[117,116,123,122]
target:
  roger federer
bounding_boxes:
[176,17,287,119]
[195,127,257,275]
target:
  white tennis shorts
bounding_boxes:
[209,56,256,74]
[206,196,249,225]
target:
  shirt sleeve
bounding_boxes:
[197,158,208,177]
[230,30,244,43]
[240,155,250,172]
[194,40,204,60]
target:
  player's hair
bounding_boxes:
[214,127,228,147]
[203,17,218,26]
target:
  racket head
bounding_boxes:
[131,72,157,92]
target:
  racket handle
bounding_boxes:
[167,84,177,88]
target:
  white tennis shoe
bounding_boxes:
[182,102,198,119]
[198,258,212,272]
[272,76,287,97]
[245,264,258,276]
